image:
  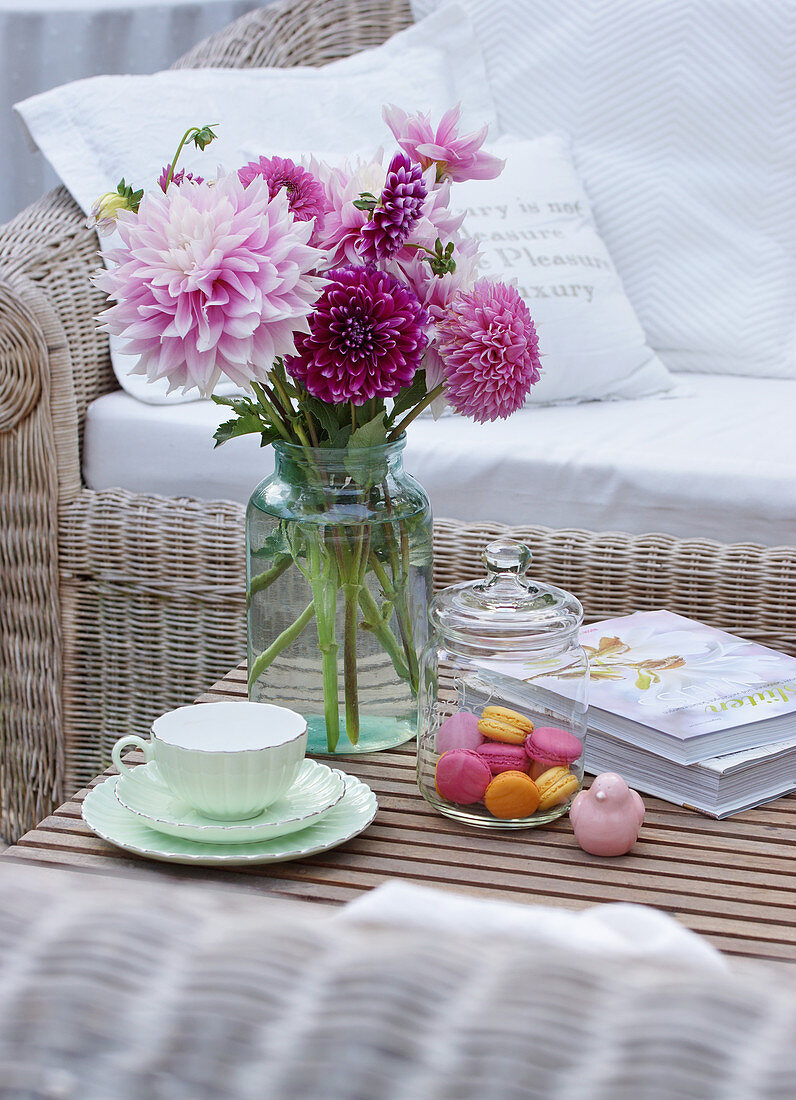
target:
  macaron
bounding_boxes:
[478,705,534,745]
[529,760,548,781]
[525,726,583,766]
[435,711,484,755]
[476,742,530,775]
[435,750,492,805]
[535,766,580,811]
[484,771,540,819]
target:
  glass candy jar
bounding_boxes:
[417,539,589,828]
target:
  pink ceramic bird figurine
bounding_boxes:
[570,772,645,856]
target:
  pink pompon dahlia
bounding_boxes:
[238,155,326,227]
[383,103,505,183]
[287,265,429,405]
[357,152,427,264]
[157,166,204,193]
[436,280,541,421]
[94,173,325,397]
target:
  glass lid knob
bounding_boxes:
[483,539,532,578]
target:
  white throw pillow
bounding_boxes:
[15,6,496,404]
[413,0,796,379]
[451,135,672,404]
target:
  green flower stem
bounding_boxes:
[164,125,218,189]
[387,383,445,442]
[268,370,316,450]
[342,581,360,746]
[340,522,371,747]
[357,585,410,682]
[248,599,315,689]
[252,383,294,444]
[367,548,419,694]
[395,522,420,688]
[378,486,421,692]
[269,371,296,418]
[247,553,292,608]
[308,536,340,752]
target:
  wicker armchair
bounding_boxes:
[1,0,795,842]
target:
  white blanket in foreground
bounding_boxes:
[338,880,726,972]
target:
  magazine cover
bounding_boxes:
[574,610,796,740]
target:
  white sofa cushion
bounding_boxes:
[412,0,796,380]
[452,135,672,404]
[83,377,796,547]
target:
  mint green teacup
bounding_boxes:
[111,702,307,820]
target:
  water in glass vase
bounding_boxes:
[247,438,433,754]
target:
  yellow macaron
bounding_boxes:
[478,705,534,745]
[535,766,580,811]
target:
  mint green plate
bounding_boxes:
[114,758,345,844]
[82,772,376,866]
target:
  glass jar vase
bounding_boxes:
[247,437,432,755]
[417,539,589,827]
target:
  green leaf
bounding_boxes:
[213,414,264,447]
[349,412,388,449]
[389,371,427,422]
[301,395,349,447]
[210,394,258,414]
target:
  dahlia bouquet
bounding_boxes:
[92,108,542,752]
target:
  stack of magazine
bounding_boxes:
[576,610,796,817]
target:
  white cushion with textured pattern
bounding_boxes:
[413,0,796,378]
[84,374,796,546]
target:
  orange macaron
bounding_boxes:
[484,771,540,819]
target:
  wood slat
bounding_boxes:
[4,661,795,965]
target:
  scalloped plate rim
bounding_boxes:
[81,772,377,866]
[113,758,346,843]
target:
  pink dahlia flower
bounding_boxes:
[287,265,429,405]
[436,280,541,422]
[357,152,427,264]
[383,103,505,183]
[94,173,325,397]
[312,156,387,268]
[238,155,326,228]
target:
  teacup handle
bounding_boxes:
[112,735,157,784]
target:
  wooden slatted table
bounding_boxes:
[4,662,796,964]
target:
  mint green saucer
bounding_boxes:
[114,758,345,844]
[82,771,376,866]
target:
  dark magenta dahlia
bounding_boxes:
[357,152,427,264]
[287,264,429,405]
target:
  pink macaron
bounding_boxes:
[435,711,484,755]
[476,742,530,775]
[525,726,583,766]
[435,749,492,805]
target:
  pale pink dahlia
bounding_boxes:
[94,173,325,397]
[238,155,326,228]
[383,103,505,183]
[436,280,541,421]
[357,153,427,264]
[312,157,387,268]
[287,265,429,405]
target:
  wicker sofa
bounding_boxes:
[1,0,795,842]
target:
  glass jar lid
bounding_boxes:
[429,538,583,648]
